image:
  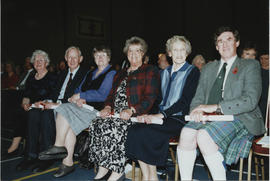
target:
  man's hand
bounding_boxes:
[43,102,59,109]
[190,104,218,123]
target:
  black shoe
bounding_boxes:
[53,163,75,178]
[93,170,112,181]
[39,146,67,160]
[32,160,55,173]
[2,149,20,160]
[16,157,39,171]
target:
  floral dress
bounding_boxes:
[88,76,133,173]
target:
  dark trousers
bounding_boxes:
[27,109,56,158]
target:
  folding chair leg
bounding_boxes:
[239,158,244,181]
[247,150,252,181]
[254,157,259,180]
[261,158,265,180]
[132,161,136,181]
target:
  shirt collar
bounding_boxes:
[171,61,188,75]
[220,55,237,67]
[68,66,80,78]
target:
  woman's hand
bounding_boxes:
[22,103,31,111]
[76,98,86,107]
[120,109,133,120]
[21,97,30,111]
[140,113,163,124]
[100,106,111,118]
[68,93,80,103]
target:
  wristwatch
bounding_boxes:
[216,104,222,115]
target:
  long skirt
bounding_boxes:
[125,116,186,166]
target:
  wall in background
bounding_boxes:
[2,0,269,67]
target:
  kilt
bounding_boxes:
[55,103,98,135]
[185,119,254,165]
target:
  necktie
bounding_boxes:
[67,73,73,88]
[207,63,227,104]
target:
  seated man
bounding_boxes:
[177,26,265,180]
[16,46,87,172]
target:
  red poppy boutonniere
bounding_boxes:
[232,67,238,74]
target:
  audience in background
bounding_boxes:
[2,61,19,89]
[258,52,269,121]
[240,41,258,60]
[88,37,160,181]
[57,60,67,75]
[157,53,170,70]
[16,57,34,90]
[126,35,200,181]
[16,50,57,172]
[192,54,206,71]
[39,46,116,178]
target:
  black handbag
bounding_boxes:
[74,130,94,169]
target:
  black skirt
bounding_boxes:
[125,116,186,166]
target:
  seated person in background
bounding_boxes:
[125,36,200,181]
[240,41,258,60]
[39,45,116,178]
[258,52,269,121]
[16,50,57,171]
[88,37,160,181]
[2,57,33,159]
[1,61,19,89]
[192,54,206,71]
[177,26,265,180]
[157,53,170,70]
[16,57,34,90]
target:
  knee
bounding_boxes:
[179,128,197,148]
[196,129,210,148]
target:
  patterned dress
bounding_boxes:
[88,76,133,173]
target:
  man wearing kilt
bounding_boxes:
[177,26,265,180]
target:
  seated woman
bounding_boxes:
[125,36,200,180]
[16,50,57,171]
[88,36,160,181]
[39,46,116,177]
[1,61,19,89]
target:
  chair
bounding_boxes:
[166,137,179,181]
[239,88,269,181]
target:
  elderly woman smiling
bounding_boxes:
[88,37,160,181]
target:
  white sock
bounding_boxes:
[203,151,226,180]
[177,148,197,181]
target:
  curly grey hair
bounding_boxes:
[166,35,192,55]
[30,50,50,65]
[123,36,148,55]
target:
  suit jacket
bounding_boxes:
[190,57,265,135]
[50,66,87,103]
[105,64,160,116]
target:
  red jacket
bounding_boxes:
[105,64,160,115]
